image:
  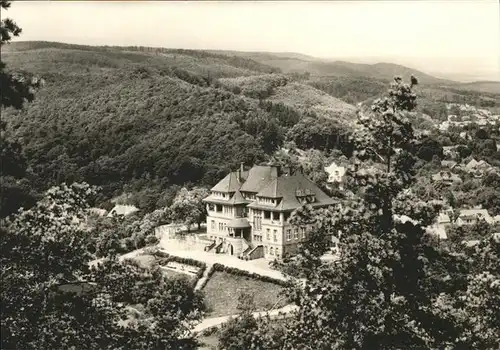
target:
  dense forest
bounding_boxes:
[1,42,357,213]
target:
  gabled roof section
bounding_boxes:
[240,166,278,193]
[211,171,244,193]
[324,162,346,175]
[466,159,479,169]
[249,172,335,211]
[229,190,248,205]
[459,208,492,220]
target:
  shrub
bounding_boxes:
[211,263,290,287]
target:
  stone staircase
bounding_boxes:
[204,240,216,252]
[238,239,264,260]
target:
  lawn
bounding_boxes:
[203,271,287,317]
[161,268,194,280]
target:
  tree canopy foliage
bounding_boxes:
[220,77,500,349]
[1,182,205,349]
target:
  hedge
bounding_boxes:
[149,251,207,288]
[196,264,215,290]
[211,263,291,287]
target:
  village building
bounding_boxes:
[203,164,336,260]
[107,204,139,217]
[88,207,108,217]
[456,208,495,226]
[442,146,459,159]
[440,160,458,169]
[464,158,496,178]
[427,212,452,240]
[431,171,462,186]
[324,161,346,189]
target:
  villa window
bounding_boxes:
[275,248,279,258]
[208,204,215,211]
[272,212,280,221]
[293,228,299,240]
[264,211,271,220]
[273,230,277,242]
[216,205,223,213]
[301,227,306,239]
[223,223,227,232]
[254,215,262,231]
[283,212,290,222]
[266,228,270,241]
[219,223,223,232]
[286,229,292,241]
[270,247,274,255]
[236,207,247,218]
[259,197,275,205]
[211,220,215,230]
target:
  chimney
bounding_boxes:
[238,163,244,182]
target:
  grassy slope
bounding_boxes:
[219,74,357,123]
[268,82,357,122]
[202,271,287,317]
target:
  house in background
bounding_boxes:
[440,160,458,170]
[428,212,452,240]
[324,161,346,189]
[203,164,336,260]
[107,204,139,218]
[456,208,494,226]
[464,158,496,178]
[431,171,462,187]
[88,207,107,217]
[442,146,459,159]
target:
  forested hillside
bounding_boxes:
[2,42,358,210]
[215,51,500,111]
[3,41,499,212]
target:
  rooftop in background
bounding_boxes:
[107,204,139,217]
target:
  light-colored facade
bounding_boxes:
[203,164,336,260]
[324,162,346,184]
[456,209,494,226]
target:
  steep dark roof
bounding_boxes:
[206,165,335,211]
[248,172,336,211]
[229,190,248,205]
[211,171,247,193]
[239,166,278,193]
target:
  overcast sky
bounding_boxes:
[3,1,499,81]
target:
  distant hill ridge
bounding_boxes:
[7,41,499,89]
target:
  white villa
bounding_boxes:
[324,162,346,188]
[203,164,336,260]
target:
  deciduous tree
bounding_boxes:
[168,187,209,232]
[1,183,204,349]
[271,77,471,349]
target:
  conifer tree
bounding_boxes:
[276,77,466,349]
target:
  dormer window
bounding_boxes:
[295,189,316,204]
[213,192,227,199]
[258,197,275,205]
